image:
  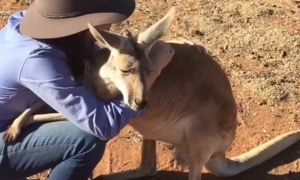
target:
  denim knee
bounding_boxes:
[0,121,107,180]
[71,129,107,163]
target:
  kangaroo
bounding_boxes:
[3,7,300,180]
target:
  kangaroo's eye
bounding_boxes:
[120,68,133,73]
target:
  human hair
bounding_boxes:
[40,31,92,82]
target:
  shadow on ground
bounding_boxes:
[95,142,300,180]
[96,171,300,180]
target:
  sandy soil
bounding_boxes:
[1,0,300,179]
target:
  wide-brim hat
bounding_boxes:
[20,0,136,39]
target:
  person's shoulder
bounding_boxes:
[18,47,72,85]
[0,10,71,84]
[0,10,63,60]
[1,10,65,52]
[21,44,71,81]
[3,10,66,59]
[2,10,30,43]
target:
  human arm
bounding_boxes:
[19,48,143,140]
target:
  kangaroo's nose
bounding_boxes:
[135,99,148,110]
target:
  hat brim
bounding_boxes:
[20,0,135,39]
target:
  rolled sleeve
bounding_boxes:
[19,48,143,140]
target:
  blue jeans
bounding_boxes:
[0,121,107,180]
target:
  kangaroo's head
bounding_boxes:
[87,7,176,111]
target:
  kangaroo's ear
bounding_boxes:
[135,7,176,49]
[87,23,125,51]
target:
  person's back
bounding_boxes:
[0,11,56,131]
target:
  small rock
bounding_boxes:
[258,100,267,105]
[263,63,269,67]
[294,114,299,122]
[281,50,288,58]
[192,29,205,36]
[223,44,229,50]
[257,54,263,59]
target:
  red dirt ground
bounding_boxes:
[1,0,300,179]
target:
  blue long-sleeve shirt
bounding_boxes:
[0,11,143,140]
